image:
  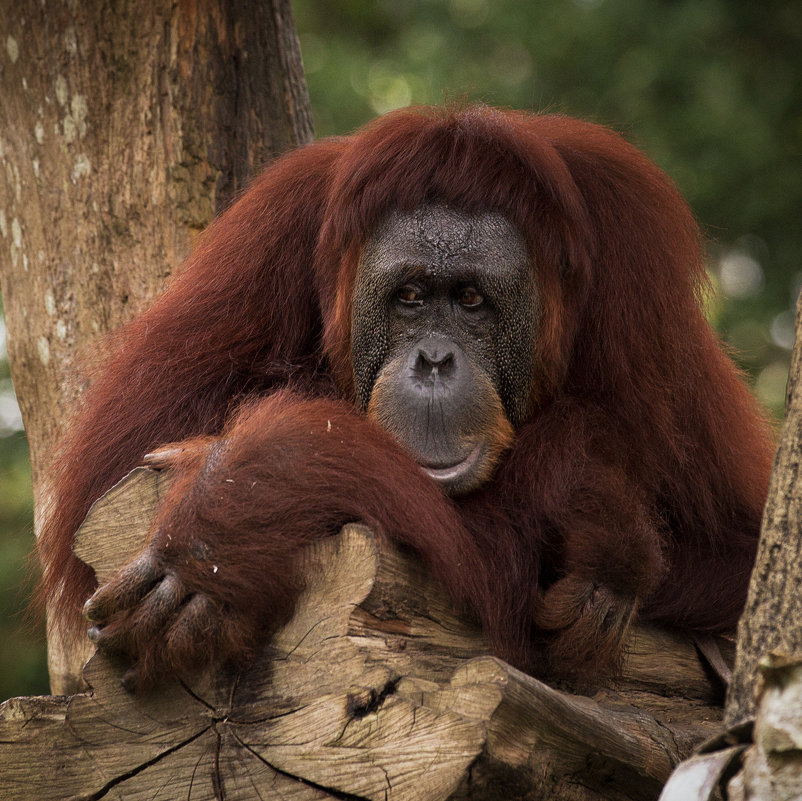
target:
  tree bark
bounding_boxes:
[726,289,802,727]
[0,0,313,693]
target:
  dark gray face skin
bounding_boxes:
[351,204,539,495]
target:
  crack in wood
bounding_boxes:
[212,727,224,801]
[78,725,211,800]
[223,703,314,727]
[346,676,401,720]
[178,677,219,712]
[231,729,371,801]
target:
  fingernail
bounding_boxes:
[121,669,138,693]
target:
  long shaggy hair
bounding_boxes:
[38,106,773,680]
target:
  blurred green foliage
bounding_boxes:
[0,297,48,698]
[0,433,46,697]
[1,0,800,699]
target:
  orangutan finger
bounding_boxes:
[86,615,136,653]
[534,576,596,632]
[142,446,186,469]
[164,593,219,671]
[121,663,143,693]
[83,553,161,623]
[125,572,187,642]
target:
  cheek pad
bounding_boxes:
[493,284,539,428]
[351,290,391,410]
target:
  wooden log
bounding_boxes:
[0,469,731,800]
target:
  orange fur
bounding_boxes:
[38,106,774,684]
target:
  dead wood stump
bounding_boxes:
[0,468,731,800]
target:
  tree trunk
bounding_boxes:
[726,288,802,727]
[0,0,313,694]
[657,294,802,800]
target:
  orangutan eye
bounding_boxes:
[397,284,424,306]
[458,286,484,308]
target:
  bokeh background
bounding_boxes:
[1,0,800,699]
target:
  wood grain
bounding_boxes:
[0,469,731,800]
